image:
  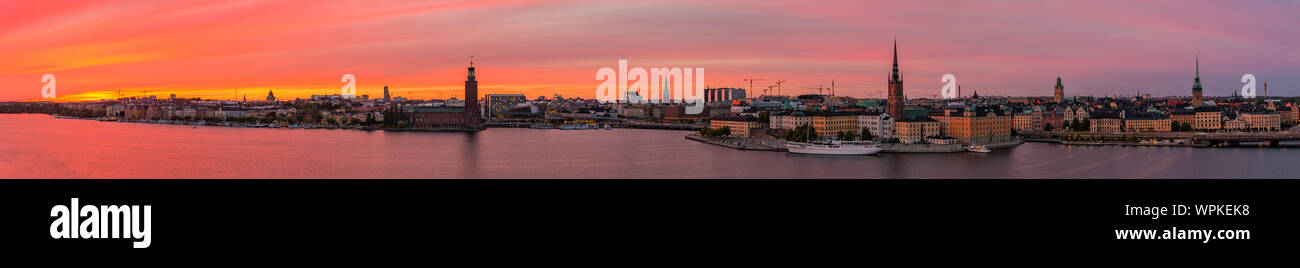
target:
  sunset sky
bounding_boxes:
[1,0,1297,102]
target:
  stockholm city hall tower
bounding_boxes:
[465,58,481,128]
[887,39,906,119]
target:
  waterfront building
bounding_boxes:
[770,113,812,130]
[709,115,762,138]
[857,112,894,141]
[934,107,1012,145]
[1223,118,1246,130]
[1089,113,1123,133]
[407,60,482,130]
[1191,56,1204,106]
[1240,111,1280,131]
[1170,110,1196,127]
[409,106,468,129]
[893,117,941,144]
[886,39,906,120]
[810,112,861,136]
[1124,116,1172,132]
[1194,108,1222,130]
[1053,77,1065,103]
[622,104,648,119]
[486,94,526,118]
[1012,110,1043,132]
[1063,106,1089,128]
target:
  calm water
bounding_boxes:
[1,114,1297,179]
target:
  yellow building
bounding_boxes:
[934,108,1012,145]
[1170,111,1196,127]
[1240,112,1280,131]
[1223,119,1246,130]
[770,113,813,130]
[810,112,864,137]
[1090,118,1123,133]
[709,116,763,138]
[893,118,942,144]
[1194,110,1222,130]
[1279,108,1294,125]
[1124,117,1172,132]
[1012,113,1041,132]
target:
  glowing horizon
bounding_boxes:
[3,0,1298,102]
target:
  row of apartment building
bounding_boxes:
[755,107,1013,145]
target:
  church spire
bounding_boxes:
[890,38,900,83]
[1192,55,1202,92]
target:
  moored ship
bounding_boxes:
[785,141,883,155]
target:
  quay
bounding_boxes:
[686,135,1025,153]
[1025,129,1300,147]
[484,120,704,130]
[685,134,786,151]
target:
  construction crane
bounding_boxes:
[814,84,834,95]
[743,77,765,99]
[775,80,787,96]
[764,85,777,96]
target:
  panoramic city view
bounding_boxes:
[1,1,1297,179]
[2,0,1298,256]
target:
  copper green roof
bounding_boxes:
[1192,56,1202,93]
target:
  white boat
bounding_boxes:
[786,141,883,155]
[604,124,612,130]
[966,145,992,153]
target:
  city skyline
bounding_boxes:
[2,0,1298,102]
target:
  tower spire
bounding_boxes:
[1193,55,1202,91]
[890,37,900,83]
[1191,54,1204,106]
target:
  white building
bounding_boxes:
[858,113,894,140]
[770,113,813,130]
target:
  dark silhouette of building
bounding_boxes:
[465,59,480,128]
[383,86,391,102]
[887,38,905,119]
[266,90,275,102]
[705,88,746,103]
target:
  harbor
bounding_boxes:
[11,113,1299,179]
[686,134,1026,153]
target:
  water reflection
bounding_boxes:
[1,114,1298,179]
